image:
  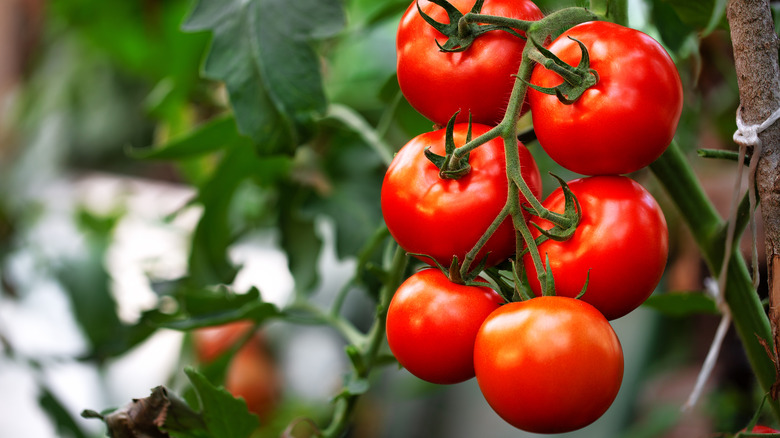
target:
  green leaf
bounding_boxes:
[182,0,346,154]
[185,368,260,438]
[39,387,89,438]
[278,189,322,294]
[650,0,693,52]
[307,127,385,261]
[145,286,280,330]
[340,374,370,397]
[655,0,729,32]
[642,291,720,317]
[187,142,291,286]
[57,209,158,361]
[128,115,240,160]
[703,0,728,36]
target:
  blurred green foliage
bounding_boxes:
[0,0,766,437]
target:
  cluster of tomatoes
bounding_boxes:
[382,0,683,433]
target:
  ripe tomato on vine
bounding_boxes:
[474,296,624,433]
[523,176,669,320]
[528,21,683,175]
[385,269,504,384]
[397,0,544,126]
[381,122,541,268]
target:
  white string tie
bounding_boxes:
[734,105,780,148]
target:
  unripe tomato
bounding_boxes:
[397,0,544,126]
[381,123,542,268]
[386,269,504,384]
[528,21,683,175]
[523,176,668,320]
[474,296,623,433]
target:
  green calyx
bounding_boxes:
[526,174,582,241]
[416,0,527,52]
[525,35,599,104]
[424,111,472,179]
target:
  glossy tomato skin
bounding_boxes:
[523,176,668,320]
[397,0,544,126]
[386,269,504,384]
[474,296,623,433]
[381,123,542,268]
[528,21,683,175]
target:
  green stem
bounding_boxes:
[451,123,502,162]
[526,49,586,86]
[320,245,408,438]
[497,41,551,294]
[330,225,391,318]
[286,301,366,348]
[698,148,753,166]
[462,12,534,31]
[650,142,780,419]
[456,8,599,293]
[460,203,511,278]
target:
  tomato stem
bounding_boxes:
[459,203,511,279]
[319,244,408,438]
[454,7,599,297]
[449,124,501,162]
[461,12,534,33]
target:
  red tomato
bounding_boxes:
[192,320,255,363]
[746,425,780,434]
[381,123,542,268]
[386,269,504,384]
[523,176,668,320]
[528,21,683,175]
[225,335,281,421]
[474,296,623,433]
[397,0,544,126]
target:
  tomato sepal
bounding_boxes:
[526,35,599,104]
[524,174,581,241]
[424,111,472,179]
[574,269,591,299]
[541,253,557,297]
[416,0,526,53]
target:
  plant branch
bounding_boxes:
[319,245,408,438]
[727,0,780,400]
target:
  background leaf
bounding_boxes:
[182,0,346,154]
[145,286,280,330]
[642,291,721,317]
[184,368,260,438]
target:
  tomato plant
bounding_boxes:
[385,268,503,384]
[24,0,780,436]
[381,122,541,268]
[528,21,683,175]
[523,176,668,320]
[474,296,624,433]
[396,0,543,126]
